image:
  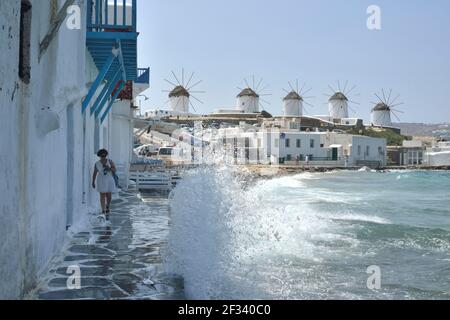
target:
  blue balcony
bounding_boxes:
[83,0,140,123]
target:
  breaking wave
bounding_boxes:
[165,167,450,300]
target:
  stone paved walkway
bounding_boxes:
[31,191,184,300]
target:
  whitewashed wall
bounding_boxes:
[0,0,23,300]
[371,110,392,127]
[169,96,189,113]
[110,100,133,171]
[350,135,387,166]
[236,96,259,113]
[0,0,113,298]
[328,100,349,119]
[283,99,303,117]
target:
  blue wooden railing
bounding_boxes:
[87,0,137,32]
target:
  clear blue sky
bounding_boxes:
[136,0,450,123]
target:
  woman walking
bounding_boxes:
[92,149,117,219]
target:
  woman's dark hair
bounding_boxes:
[97,149,109,157]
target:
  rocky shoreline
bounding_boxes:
[242,164,450,178]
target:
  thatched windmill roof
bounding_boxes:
[237,88,259,98]
[169,85,190,98]
[283,91,303,101]
[372,102,390,112]
[329,92,348,101]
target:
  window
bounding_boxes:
[286,154,292,161]
[357,145,361,156]
[310,139,315,148]
[19,0,32,84]
[285,139,290,148]
[366,146,370,157]
[320,144,324,148]
[296,139,301,148]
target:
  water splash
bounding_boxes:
[165,166,450,300]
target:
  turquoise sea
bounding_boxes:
[167,169,450,300]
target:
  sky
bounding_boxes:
[136,0,450,123]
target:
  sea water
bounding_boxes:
[166,168,450,300]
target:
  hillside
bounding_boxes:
[395,123,449,138]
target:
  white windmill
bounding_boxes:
[236,76,271,113]
[282,80,314,117]
[163,69,204,114]
[325,81,359,119]
[370,89,404,127]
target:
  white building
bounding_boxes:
[211,126,387,168]
[425,141,450,166]
[401,140,425,166]
[0,0,147,298]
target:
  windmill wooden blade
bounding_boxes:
[343,80,349,93]
[390,94,401,105]
[302,87,312,96]
[164,79,178,87]
[260,98,271,105]
[382,89,387,103]
[328,85,336,94]
[191,95,204,105]
[188,80,203,91]
[171,70,181,85]
[189,100,197,113]
[346,85,356,96]
[387,89,393,105]
[390,102,404,108]
[288,81,295,92]
[304,101,314,108]
[255,78,264,92]
[185,72,195,88]
[181,68,184,86]
[258,85,269,94]
[374,93,384,103]
[391,110,401,122]
[299,82,307,95]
